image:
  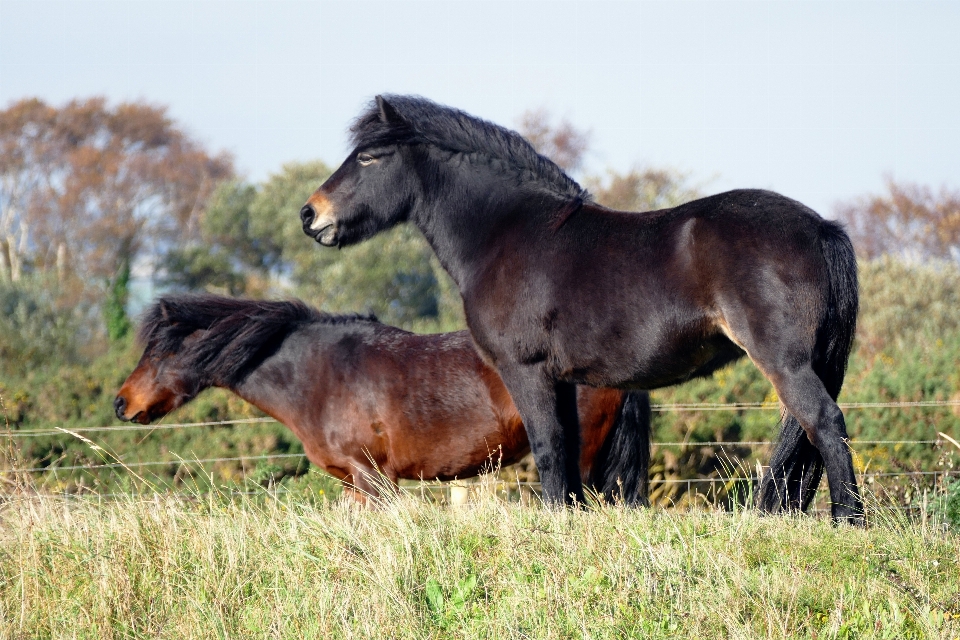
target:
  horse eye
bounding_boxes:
[357,153,376,166]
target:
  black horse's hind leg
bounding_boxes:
[767,367,863,524]
[498,367,585,506]
[757,413,825,512]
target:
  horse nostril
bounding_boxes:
[300,204,316,229]
[114,396,127,420]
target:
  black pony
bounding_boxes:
[300,95,861,522]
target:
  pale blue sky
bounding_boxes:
[1,0,958,216]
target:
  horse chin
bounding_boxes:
[133,412,153,425]
[315,224,339,247]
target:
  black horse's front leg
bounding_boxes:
[498,366,584,506]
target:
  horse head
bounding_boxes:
[301,96,419,248]
[114,332,205,425]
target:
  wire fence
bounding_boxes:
[3,398,960,439]
[3,442,956,475]
[2,400,958,510]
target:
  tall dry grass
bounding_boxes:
[1,482,958,639]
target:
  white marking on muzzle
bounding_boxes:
[309,196,335,232]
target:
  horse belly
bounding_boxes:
[620,336,744,390]
[560,315,739,391]
[386,390,528,482]
[390,427,525,481]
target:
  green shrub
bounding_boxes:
[933,478,960,529]
[0,275,90,375]
[5,256,959,496]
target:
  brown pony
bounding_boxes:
[114,294,651,503]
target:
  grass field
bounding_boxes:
[2,481,959,640]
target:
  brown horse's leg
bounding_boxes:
[338,466,381,505]
[497,365,584,507]
[343,484,370,505]
[351,461,403,507]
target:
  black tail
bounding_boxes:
[587,391,651,506]
[758,220,859,512]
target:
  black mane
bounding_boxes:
[350,94,589,202]
[137,294,377,386]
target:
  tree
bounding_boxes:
[163,161,452,328]
[252,162,444,326]
[516,110,699,212]
[160,179,266,296]
[162,161,334,297]
[0,99,58,283]
[0,274,85,375]
[835,177,960,262]
[516,109,590,173]
[585,167,701,212]
[0,97,234,338]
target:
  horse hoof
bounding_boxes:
[831,507,866,527]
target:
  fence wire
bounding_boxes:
[3,398,960,438]
[2,439,956,480]
[3,400,958,509]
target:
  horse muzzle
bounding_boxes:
[113,395,129,420]
[114,395,150,424]
[300,198,339,247]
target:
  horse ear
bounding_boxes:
[158,299,179,326]
[376,95,403,125]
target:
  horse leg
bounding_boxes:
[497,366,584,506]
[343,483,370,505]
[761,365,863,524]
[718,279,859,523]
[758,412,825,513]
[343,461,397,506]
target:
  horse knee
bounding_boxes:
[801,403,847,445]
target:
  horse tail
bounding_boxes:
[813,219,859,400]
[758,219,859,512]
[588,390,651,506]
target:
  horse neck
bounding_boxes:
[221,325,324,427]
[223,374,294,427]
[411,159,555,289]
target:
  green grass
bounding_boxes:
[2,484,959,639]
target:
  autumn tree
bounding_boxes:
[0,97,233,339]
[835,177,960,262]
[0,99,58,283]
[516,109,590,173]
[585,167,701,212]
[162,161,334,297]
[517,109,699,211]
